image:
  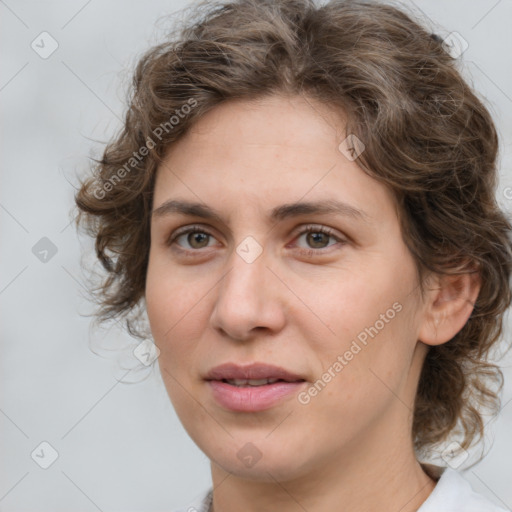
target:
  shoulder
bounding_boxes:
[418,466,508,512]
[170,487,212,512]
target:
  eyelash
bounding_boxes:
[166,224,346,257]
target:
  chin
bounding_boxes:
[199,436,316,483]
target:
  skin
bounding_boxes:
[145,93,481,512]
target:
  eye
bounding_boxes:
[167,225,218,251]
[292,225,346,254]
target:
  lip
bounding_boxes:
[204,362,307,412]
[204,362,306,382]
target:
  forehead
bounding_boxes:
[152,94,397,225]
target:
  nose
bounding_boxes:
[209,244,286,342]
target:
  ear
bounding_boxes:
[418,264,481,347]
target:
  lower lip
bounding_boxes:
[207,380,306,412]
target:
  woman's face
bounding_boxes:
[145,94,429,481]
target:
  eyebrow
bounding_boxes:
[151,199,370,224]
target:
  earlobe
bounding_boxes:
[418,267,481,347]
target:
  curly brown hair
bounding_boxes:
[74,0,512,463]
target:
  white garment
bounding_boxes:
[172,466,509,512]
[417,467,508,512]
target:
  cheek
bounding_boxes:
[145,262,196,376]
[305,264,407,348]
[145,267,171,342]
[302,261,418,400]
[145,267,205,420]
[298,311,417,447]
[146,255,204,337]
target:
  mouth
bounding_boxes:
[204,362,307,412]
[219,378,306,387]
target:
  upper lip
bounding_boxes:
[204,362,306,382]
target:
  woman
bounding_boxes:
[74,0,512,510]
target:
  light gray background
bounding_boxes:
[1,0,511,511]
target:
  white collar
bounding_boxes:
[417,466,508,512]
